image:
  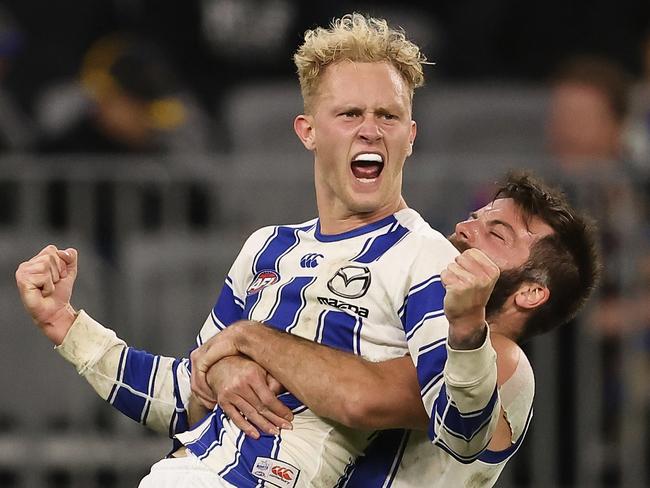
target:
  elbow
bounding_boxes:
[335,392,382,430]
[335,393,426,431]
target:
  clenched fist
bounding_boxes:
[441,248,500,349]
[15,245,79,345]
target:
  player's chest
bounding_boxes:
[241,239,411,344]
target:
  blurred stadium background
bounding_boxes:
[0,0,649,487]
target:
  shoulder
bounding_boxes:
[489,332,533,388]
[490,333,521,386]
[394,208,459,265]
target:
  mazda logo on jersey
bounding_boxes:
[327,265,371,299]
[247,270,280,295]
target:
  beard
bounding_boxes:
[447,233,525,320]
[448,233,470,253]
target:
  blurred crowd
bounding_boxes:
[0,0,648,156]
[0,1,650,485]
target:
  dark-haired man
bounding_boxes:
[188,172,600,486]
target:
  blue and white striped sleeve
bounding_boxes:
[54,233,257,437]
[401,259,500,463]
[56,273,247,437]
[56,310,188,436]
[53,229,273,436]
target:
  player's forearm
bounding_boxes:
[234,322,428,430]
[427,331,500,462]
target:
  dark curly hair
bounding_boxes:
[485,172,601,342]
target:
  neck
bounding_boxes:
[317,196,408,235]
[487,309,525,343]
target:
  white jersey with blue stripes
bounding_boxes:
[57,208,500,488]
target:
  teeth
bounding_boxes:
[353,153,383,163]
[358,177,377,183]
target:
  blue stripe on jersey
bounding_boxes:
[314,309,328,343]
[264,276,316,332]
[319,310,361,354]
[110,348,155,423]
[253,224,312,275]
[170,358,189,437]
[342,429,411,488]
[479,405,533,464]
[243,289,263,319]
[212,280,245,328]
[416,339,447,396]
[399,276,445,338]
[222,432,283,487]
[353,223,410,263]
[315,214,396,242]
[277,392,307,414]
[251,227,279,274]
[185,408,229,459]
[430,384,499,442]
[141,355,160,424]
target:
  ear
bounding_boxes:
[406,120,417,157]
[294,114,316,151]
[514,282,550,311]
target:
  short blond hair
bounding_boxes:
[294,13,427,112]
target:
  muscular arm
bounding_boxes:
[203,323,516,450]
[226,322,428,431]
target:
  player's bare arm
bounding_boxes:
[192,323,428,432]
[195,325,518,450]
[15,245,79,345]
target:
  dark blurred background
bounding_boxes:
[0,1,649,487]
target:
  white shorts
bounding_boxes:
[138,452,236,488]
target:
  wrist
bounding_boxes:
[448,312,488,350]
[231,321,254,353]
[235,322,268,360]
[45,303,78,346]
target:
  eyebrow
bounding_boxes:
[487,219,516,237]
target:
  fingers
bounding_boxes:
[220,386,292,439]
[231,388,281,436]
[253,379,293,423]
[19,245,74,291]
[17,255,61,297]
[220,401,261,440]
[442,248,499,289]
[57,248,79,279]
[201,356,294,438]
[219,369,292,434]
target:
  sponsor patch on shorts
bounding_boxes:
[252,457,300,488]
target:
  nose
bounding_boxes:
[454,219,478,244]
[358,114,382,143]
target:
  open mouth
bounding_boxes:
[351,153,384,182]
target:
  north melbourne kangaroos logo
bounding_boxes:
[327,265,371,299]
